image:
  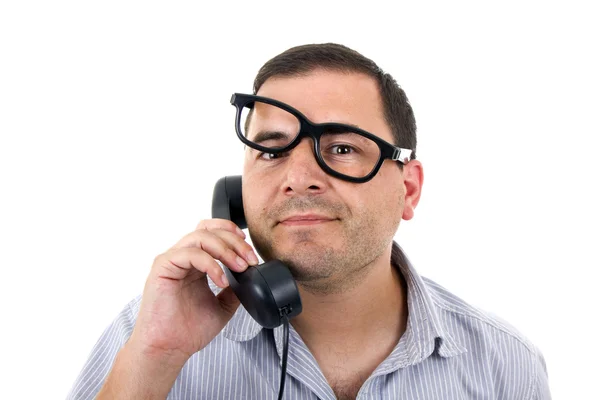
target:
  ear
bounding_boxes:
[401,160,424,221]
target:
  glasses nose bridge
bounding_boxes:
[296,119,323,151]
[288,135,319,163]
[285,123,323,171]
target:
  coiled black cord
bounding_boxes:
[277,313,290,400]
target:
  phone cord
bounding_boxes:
[277,314,290,400]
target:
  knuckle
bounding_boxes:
[153,253,165,265]
[213,263,225,276]
[190,234,227,261]
[214,244,230,261]
[179,246,194,258]
[185,248,210,272]
[228,249,240,263]
[240,240,253,254]
[195,219,209,231]
[196,218,234,231]
[197,218,241,236]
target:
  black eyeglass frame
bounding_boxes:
[230,93,413,183]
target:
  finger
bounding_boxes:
[195,218,245,239]
[171,229,258,270]
[154,248,229,288]
[194,229,255,273]
[210,229,259,268]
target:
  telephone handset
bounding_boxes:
[211,176,302,329]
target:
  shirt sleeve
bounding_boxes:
[530,346,552,400]
[66,296,140,400]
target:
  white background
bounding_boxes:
[1,1,598,399]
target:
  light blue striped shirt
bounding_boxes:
[68,242,551,399]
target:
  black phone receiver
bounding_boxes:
[211,176,302,329]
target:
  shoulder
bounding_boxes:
[422,277,549,399]
[423,277,536,351]
[66,294,143,400]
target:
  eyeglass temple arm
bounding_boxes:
[392,148,413,164]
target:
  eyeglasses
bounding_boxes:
[230,93,413,183]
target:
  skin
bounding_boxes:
[242,69,424,397]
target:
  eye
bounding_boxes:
[329,144,355,155]
[257,151,287,160]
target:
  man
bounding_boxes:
[68,43,551,399]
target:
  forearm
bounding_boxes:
[96,340,188,400]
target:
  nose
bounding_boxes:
[281,138,327,196]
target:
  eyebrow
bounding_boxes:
[251,130,291,145]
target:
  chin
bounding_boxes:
[277,244,337,280]
[282,259,334,282]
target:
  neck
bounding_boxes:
[290,242,407,353]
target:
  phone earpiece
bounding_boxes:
[212,176,247,229]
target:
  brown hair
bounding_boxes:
[253,43,417,159]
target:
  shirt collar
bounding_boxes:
[388,241,467,366]
[223,241,467,361]
[222,297,264,341]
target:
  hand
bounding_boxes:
[128,219,259,363]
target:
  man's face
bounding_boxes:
[242,70,411,293]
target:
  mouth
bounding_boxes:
[279,214,336,227]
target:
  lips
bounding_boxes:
[279,214,336,226]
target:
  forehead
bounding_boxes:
[255,70,393,143]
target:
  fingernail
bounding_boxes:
[236,227,246,238]
[247,251,259,265]
[236,256,247,269]
[221,274,229,287]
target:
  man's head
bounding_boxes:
[253,43,417,156]
[240,43,423,294]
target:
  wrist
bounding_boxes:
[97,337,189,400]
[125,334,191,370]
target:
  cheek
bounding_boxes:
[242,173,272,225]
[357,189,401,220]
[368,168,405,216]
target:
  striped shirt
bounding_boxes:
[68,242,551,399]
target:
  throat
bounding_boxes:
[290,259,408,397]
[292,259,407,341]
